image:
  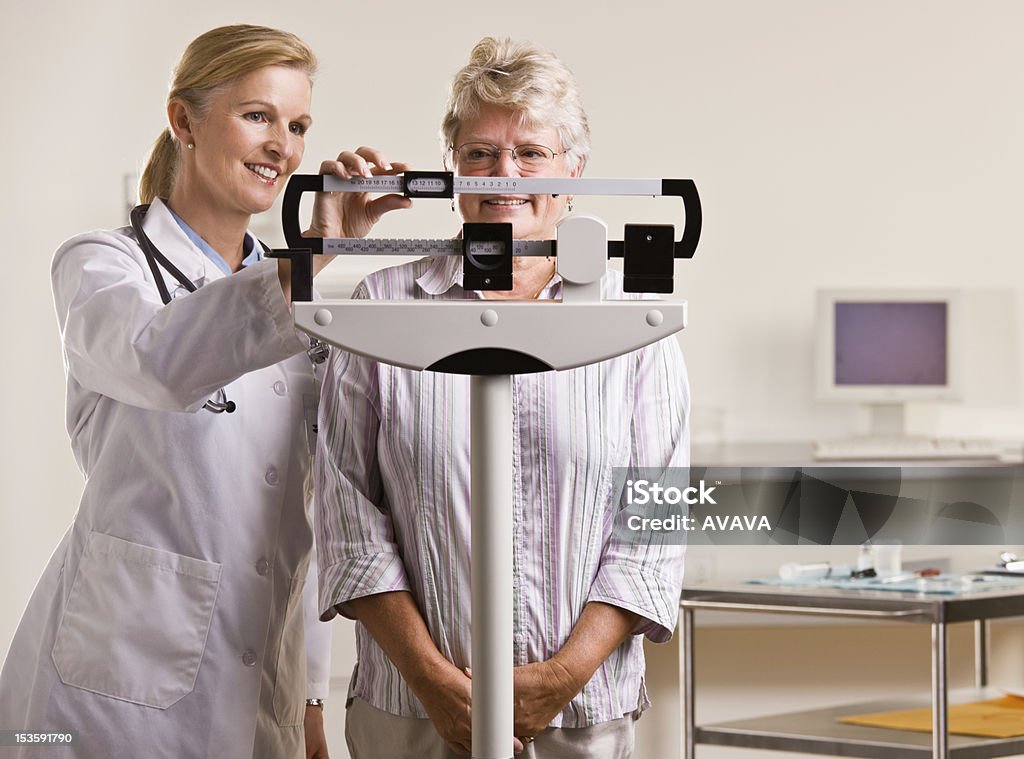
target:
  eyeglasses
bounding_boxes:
[451,142,566,172]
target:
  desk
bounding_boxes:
[681,582,1024,759]
[692,441,1017,467]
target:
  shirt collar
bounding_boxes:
[415,255,464,296]
[165,205,260,277]
[413,254,563,298]
[136,198,208,286]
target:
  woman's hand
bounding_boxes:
[406,660,474,755]
[307,146,413,241]
[512,659,582,741]
[508,603,640,743]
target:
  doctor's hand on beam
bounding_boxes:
[305,146,413,265]
[278,147,410,299]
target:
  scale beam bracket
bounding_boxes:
[294,299,687,375]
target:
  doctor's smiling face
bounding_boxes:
[169,64,312,222]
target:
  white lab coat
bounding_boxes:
[0,198,331,759]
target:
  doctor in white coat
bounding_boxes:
[0,24,409,759]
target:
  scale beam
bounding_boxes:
[280,172,702,260]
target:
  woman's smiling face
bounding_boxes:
[452,104,580,240]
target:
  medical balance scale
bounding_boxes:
[275,170,702,759]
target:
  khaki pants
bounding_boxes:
[346,697,637,759]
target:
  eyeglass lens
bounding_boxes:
[455,143,556,171]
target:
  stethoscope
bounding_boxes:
[130,204,328,415]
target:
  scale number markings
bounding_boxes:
[406,177,449,193]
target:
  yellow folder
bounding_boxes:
[839,695,1024,739]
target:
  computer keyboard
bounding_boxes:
[813,437,1024,462]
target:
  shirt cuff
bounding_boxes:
[587,561,682,643]
[318,552,412,621]
[306,680,330,701]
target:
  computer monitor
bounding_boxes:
[815,289,964,437]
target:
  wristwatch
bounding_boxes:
[306,698,325,709]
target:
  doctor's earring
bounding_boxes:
[187,143,194,150]
[567,198,574,213]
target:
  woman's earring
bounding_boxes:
[451,200,456,213]
[567,198,574,213]
[187,143,194,150]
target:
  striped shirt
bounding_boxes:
[314,255,689,727]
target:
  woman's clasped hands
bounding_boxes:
[450,661,582,755]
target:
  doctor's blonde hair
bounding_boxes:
[441,37,591,173]
[138,25,318,205]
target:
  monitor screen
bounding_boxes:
[834,302,948,386]
[816,290,962,402]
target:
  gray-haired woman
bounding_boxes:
[315,37,689,759]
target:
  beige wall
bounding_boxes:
[3,1,1024,756]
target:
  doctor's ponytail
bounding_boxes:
[139,130,178,205]
[137,25,318,206]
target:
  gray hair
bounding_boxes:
[440,37,591,172]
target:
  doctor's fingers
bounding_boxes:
[322,148,405,180]
[340,192,412,238]
[351,146,408,175]
[318,157,365,180]
[365,193,413,223]
[306,190,347,238]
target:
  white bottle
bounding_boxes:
[857,543,873,572]
[779,562,829,580]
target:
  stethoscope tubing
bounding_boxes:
[128,204,325,415]
[130,204,235,414]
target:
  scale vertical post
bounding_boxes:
[471,373,514,759]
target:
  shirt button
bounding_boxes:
[241,650,258,667]
[273,381,287,396]
[265,468,279,486]
[256,558,270,576]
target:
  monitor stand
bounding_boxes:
[812,403,917,460]
[815,404,1019,462]
[866,403,908,438]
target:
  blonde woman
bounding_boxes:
[0,24,406,759]
[316,37,689,759]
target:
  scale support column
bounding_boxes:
[471,374,514,759]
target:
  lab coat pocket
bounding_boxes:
[272,572,307,727]
[52,531,221,708]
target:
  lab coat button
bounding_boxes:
[265,468,279,486]
[273,381,287,396]
[256,558,270,576]
[241,650,258,667]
